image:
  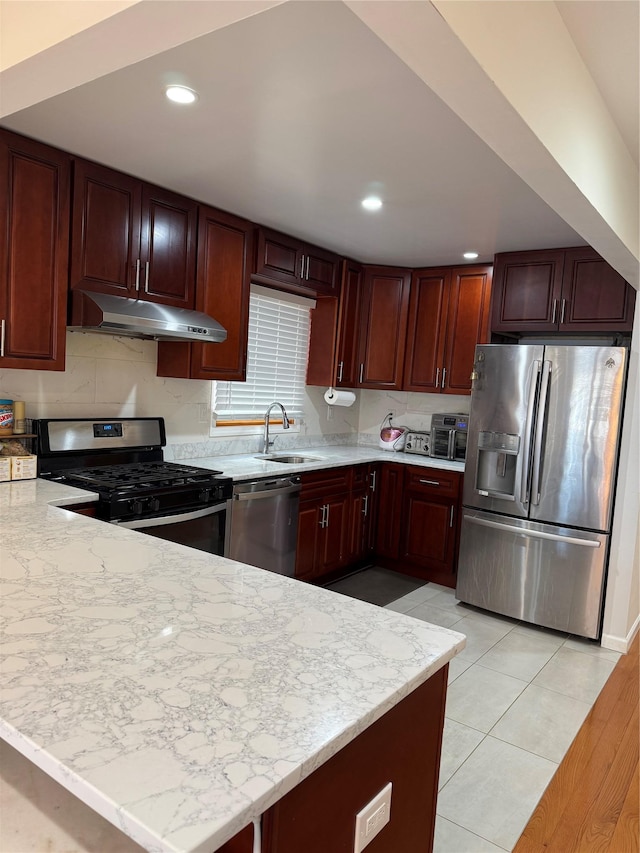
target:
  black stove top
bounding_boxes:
[58,461,224,491]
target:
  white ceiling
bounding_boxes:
[1,0,637,268]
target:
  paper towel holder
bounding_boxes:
[324,386,356,407]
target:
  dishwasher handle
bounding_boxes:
[233,478,301,502]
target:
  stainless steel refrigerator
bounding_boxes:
[456,344,627,639]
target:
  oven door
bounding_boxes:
[112,501,231,557]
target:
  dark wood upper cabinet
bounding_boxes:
[157,206,254,381]
[442,266,492,394]
[491,247,635,334]
[70,159,197,308]
[403,269,449,393]
[306,260,362,388]
[357,266,411,390]
[0,130,70,371]
[561,247,636,331]
[404,265,491,395]
[254,227,341,296]
[335,262,364,387]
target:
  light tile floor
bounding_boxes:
[327,568,620,852]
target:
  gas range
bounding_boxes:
[36,418,232,523]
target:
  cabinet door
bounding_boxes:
[295,500,321,579]
[320,494,349,574]
[401,492,457,575]
[304,243,341,295]
[0,130,69,371]
[254,228,305,288]
[357,266,411,389]
[347,489,367,564]
[141,183,197,308]
[560,248,636,332]
[157,206,254,380]
[403,269,449,393]
[70,159,141,296]
[306,296,339,387]
[442,265,492,394]
[375,463,404,559]
[335,262,363,387]
[491,250,564,333]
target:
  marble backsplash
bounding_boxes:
[0,332,468,461]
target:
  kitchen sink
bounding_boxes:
[256,454,323,464]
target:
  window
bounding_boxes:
[213,285,314,428]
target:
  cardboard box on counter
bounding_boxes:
[10,455,38,480]
[0,457,11,482]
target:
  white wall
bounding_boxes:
[602,296,640,650]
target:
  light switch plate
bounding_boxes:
[353,782,392,853]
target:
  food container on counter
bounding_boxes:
[0,400,13,435]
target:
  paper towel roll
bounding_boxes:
[324,388,356,407]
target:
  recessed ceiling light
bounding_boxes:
[165,85,198,105]
[361,196,383,212]
[463,251,479,259]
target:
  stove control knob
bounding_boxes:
[132,499,145,515]
[198,489,211,503]
[149,497,160,513]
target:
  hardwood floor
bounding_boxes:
[515,631,639,853]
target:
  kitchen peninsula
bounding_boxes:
[0,475,465,853]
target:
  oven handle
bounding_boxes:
[112,502,229,529]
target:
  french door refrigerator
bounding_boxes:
[456,344,626,639]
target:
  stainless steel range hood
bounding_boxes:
[68,290,227,343]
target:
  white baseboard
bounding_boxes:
[601,613,640,653]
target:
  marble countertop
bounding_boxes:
[0,475,466,853]
[183,444,465,482]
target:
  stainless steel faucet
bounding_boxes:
[262,402,290,454]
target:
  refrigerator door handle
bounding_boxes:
[465,515,601,548]
[531,359,552,505]
[520,359,541,504]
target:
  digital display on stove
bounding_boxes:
[93,422,123,438]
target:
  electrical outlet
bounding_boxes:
[353,782,392,852]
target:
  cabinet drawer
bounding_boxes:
[300,467,352,500]
[405,468,461,499]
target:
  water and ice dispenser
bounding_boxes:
[475,432,521,500]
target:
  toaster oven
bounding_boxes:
[430,413,468,461]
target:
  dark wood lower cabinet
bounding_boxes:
[262,666,446,853]
[376,464,462,589]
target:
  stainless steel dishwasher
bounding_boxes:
[229,476,301,576]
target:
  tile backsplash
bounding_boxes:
[0,333,357,459]
[0,332,468,460]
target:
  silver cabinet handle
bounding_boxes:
[419,479,440,486]
[144,260,150,293]
[442,367,447,388]
[300,255,305,279]
[369,470,376,492]
[305,255,310,280]
[362,494,369,517]
[359,363,364,384]
[319,504,327,528]
[134,258,141,292]
[450,506,454,528]
[435,367,440,388]
[561,299,566,324]
[552,299,558,324]
[337,361,344,383]
[0,319,5,357]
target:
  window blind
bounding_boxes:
[213,287,312,421]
